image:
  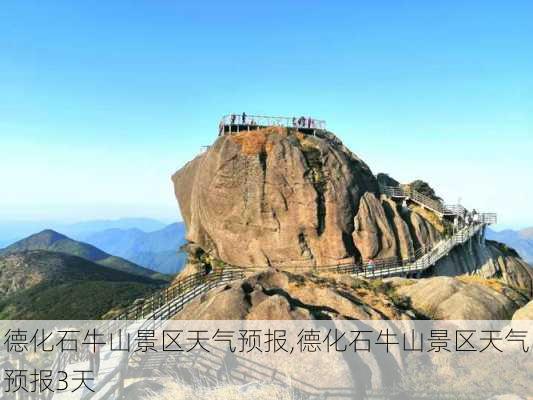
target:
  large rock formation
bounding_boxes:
[172,126,533,295]
[173,128,441,268]
[164,271,532,400]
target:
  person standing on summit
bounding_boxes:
[472,209,479,224]
[242,112,246,125]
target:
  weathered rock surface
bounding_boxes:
[173,269,528,321]
[172,269,428,395]
[396,276,529,319]
[168,270,532,398]
[432,240,533,296]
[173,128,441,268]
[173,126,533,301]
[480,242,533,296]
[173,269,417,320]
[512,300,533,320]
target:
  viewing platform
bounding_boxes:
[219,113,327,136]
[379,184,497,224]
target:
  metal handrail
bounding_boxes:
[379,184,497,223]
[479,213,497,224]
[113,268,244,320]
[380,185,405,198]
[444,204,467,216]
[407,188,447,215]
[220,114,327,130]
[78,269,246,400]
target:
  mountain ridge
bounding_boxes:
[81,223,187,274]
[0,218,169,248]
[486,227,533,263]
[0,250,164,319]
[0,229,169,280]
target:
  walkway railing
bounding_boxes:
[219,114,327,133]
[444,204,467,217]
[479,213,497,224]
[67,221,491,399]
[65,269,246,400]
[97,183,496,322]
[379,184,451,215]
[379,184,497,224]
[316,223,485,278]
[115,269,245,320]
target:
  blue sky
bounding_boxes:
[0,1,532,229]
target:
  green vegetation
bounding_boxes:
[0,250,164,319]
[409,179,442,201]
[0,280,157,319]
[188,249,234,274]
[376,173,400,187]
[1,230,171,281]
[351,278,414,311]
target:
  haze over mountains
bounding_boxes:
[487,227,533,263]
[0,229,176,319]
[0,220,186,317]
[82,223,187,274]
[0,229,170,280]
[0,218,169,248]
[0,218,188,274]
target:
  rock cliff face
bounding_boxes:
[431,239,533,296]
[172,128,442,268]
[172,126,533,297]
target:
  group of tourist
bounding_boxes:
[453,208,481,233]
[228,112,257,126]
[219,113,320,134]
[292,116,317,129]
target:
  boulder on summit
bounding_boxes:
[172,128,443,269]
[172,125,533,298]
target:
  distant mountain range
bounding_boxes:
[0,250,164,319]
[81,223,188,274]
[64,218,169,240]
[0,230,170,281]
[0,219,188,275]
[0,229,173,319]
[0,218,169,248]
[486,227,533,263]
